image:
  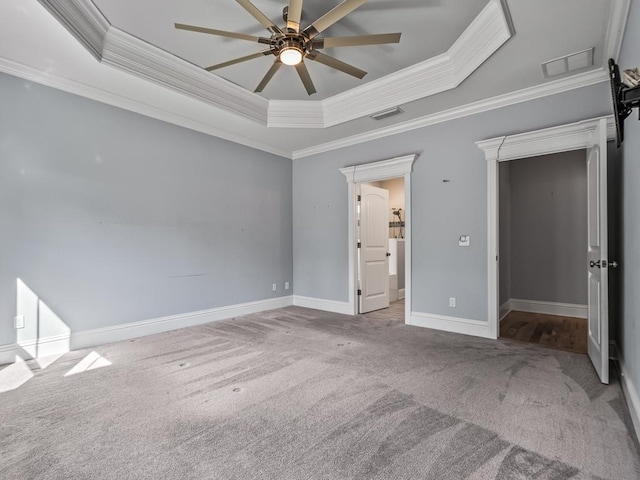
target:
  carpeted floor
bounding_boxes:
[1,301,639,479]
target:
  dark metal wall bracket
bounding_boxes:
[609,58,640,147]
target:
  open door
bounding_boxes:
[358,184,390,313]
[587,118,609,384]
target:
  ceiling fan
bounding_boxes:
[175,0,402,95]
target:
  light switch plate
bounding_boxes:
[14,315,25,329]
[458,235,470,247]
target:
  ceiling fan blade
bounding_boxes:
[255,61,283,92]
[304,0,368,38]
[205,50,271,71]
[313,33,401,49]
[236,0,282,34]
[306,51,366,79]
[174,23,269,43]
[286,0,304,32]
[295,62,316,95]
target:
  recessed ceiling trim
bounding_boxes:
[37,0,109,60]
[102,28,269,124]
[319,0,513,128]
[37,0,513,130]
[268,100,324,128]
[450,0,512,80]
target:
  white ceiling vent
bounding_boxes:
[541,48,594,78]
[370,107,404,121]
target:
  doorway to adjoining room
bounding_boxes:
[358,177,405,314]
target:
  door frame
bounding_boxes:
[476,115,615,339]
[340,154,417,320]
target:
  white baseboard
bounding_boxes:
[408,312,493,339]
[619,352,640,444]
[0,344,17,366]
[506,298,587,319]
[293,295,353,315]
[71,296,293,350]
[18,334,71,359]
[398,288,406,300]
[499,300,511,322]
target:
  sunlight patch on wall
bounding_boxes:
[17,278,71,359]
[64,351,112,377]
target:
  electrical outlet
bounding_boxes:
[449,297,456,308]
[285,282,290,290]
[14,315,25,329]
[272,283,277,291]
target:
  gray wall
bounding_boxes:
[293,82,612,321]
[0,73,293,348]
[507,151,588,305]
[499,162,511,306]
[618,0,640,422]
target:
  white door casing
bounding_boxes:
[477,116,615,344]
[358,184,390,313]
[339,154,417,320]
[586,118,609,384]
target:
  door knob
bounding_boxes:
[590,260,601,268]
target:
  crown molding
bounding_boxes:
[37,0,512,129]
[450,0,512,81]
[292,68,609,159]
[604,0,631,62]
[37,0,109,61]
[0,57,291,159]
[102,28,268,124]
[16,0,627,158]
[268,100,324,128]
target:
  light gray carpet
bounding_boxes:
[1,301,639,479]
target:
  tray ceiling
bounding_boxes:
[92,0,488,101]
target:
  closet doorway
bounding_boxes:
[480,117,612,384]
[498,150,588,354]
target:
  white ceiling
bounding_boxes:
[0,0,628,158]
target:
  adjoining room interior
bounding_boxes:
[498,150,589,354]
[2,0,640,478]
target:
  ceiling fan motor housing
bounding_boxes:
[272,33,309,59]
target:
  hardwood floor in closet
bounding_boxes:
[500,311,588,355]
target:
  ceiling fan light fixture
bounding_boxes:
[279,46,303,66]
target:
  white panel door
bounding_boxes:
[586,119,609,384]
[359,184,390,313]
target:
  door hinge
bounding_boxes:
[357,241,361,248]
[357,195,361,202]
[357,289,362,296]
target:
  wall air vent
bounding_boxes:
[370,107,404,121]
[541,48,594,78]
